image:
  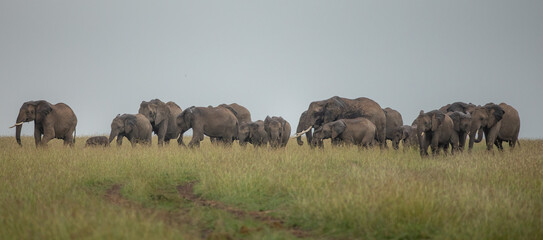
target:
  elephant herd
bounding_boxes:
[11,97,521,156]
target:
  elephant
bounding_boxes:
[85,136,109,147]
[138,99,183,146]
[311,118,376,149]
[296,96,386,147]
[400,125,418,149]
[294,110,313,146]
[264,116,291,148]
[494,103,520,150]
[238,120,268,147]
[439,102,476,114]
[109,114,152,147]
[218,103,252,123]
[383,107,404,150]
[468,103,505,152]
[447,111,472,152]
[416,110,457,156]
[177,106,238,147]
[11,100,77,147]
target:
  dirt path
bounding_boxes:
[177,181,310,238]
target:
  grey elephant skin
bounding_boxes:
[177,106,238,147]
[399,125,418,150]
[447,111,472,152]
[139,99,183,146]
[238,120,268,147]
[13,100,77,147]
[211,103,252,143]
[383,107,403,150]
[301,96,386,147]
[495,103,520,150]
[312,118,376,149]
[85,136,109,147]
[416,110,457,156]
[264,116,291,148]
[439,102,476,114]
[295,110,313,146]
[109,114,152,147]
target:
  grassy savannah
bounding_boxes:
[1,136,541,239]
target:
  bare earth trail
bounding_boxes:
[104,183,312,239]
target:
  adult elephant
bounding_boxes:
[294,110,312,146]
[176,106,238,147]
[218,103,252,124]
[468,103,505,152]
[296,96,386,147]
[109,114,152,147]
[383,107,403,150]
[495,103,520,150]
[138,99,183,146]
[11,100,77,147]
[264,116,291,148]
[416,110,456,156]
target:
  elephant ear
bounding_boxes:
[155,103,169,124]
[493,107,505,122]
[331,120,347,139]
[431,111,444,132]
[36,101,53,120]
[124,115,137,133]
[449,112,461,132]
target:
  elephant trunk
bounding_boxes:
[296,135,304,146]
[109,130,118,144]
[474,128,484,143]
[14,114,25,146]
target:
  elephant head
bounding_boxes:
[448,111,472,133]
[295,110,313,146]
[176,106,195,134]
[311,120,346,148]
[390,126,404,150]
[109,114,137,145]
[139,99,168,127]
[469,103,504,146]
[264,116,283,148]
[12,100,52,146]
[416,110,445,142]
[238,122,251,146]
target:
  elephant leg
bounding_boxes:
[188,129,204,148]
[34,127,42,147]
[41,127,55,147]
[129,138,136,148]
[458,132,467,152]
[485,127,499,151]
[157,125,167,146]
[117,135,123,146]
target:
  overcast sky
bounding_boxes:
[1,1,542,138]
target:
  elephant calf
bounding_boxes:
[311,117,376,149]
[238,120,268,147]
[264,116,291,148]
[416,110,456,156]
[109,114,152,147]
[85,136,109,147]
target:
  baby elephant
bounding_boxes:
[85,136,109,147]
[312,117,376,148]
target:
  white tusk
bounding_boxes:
[292,126,312,138]
[9,122,24,128]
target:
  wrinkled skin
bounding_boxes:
[468,103,505,152]
[139,99,183,146]
[439,102,476,114]
[495,103,521,150]
[109,114,152,147]
[177,106,238,147]
[383,107,404,150]
[85,136,109,147]
[311,118,376,149]
[14,100,77,147]
[295,110,313,146]
[447,111,472,152]
[264,116,291,148]
[416,110,456,157]
[303,96,386,147]
[238,120,268,147]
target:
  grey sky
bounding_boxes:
[1,1,542,138]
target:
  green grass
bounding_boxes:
[0,136,541,239]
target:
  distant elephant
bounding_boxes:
[494,103,520,150]
[468,103,505,152]
[439,102,476,114]
[138,99,183,146]
[238,120,268,147]
[297,96,386,147]
[11,100,77,147]
[85,136,109,147]
[218,103,252,124]
[177,106,238,147]
[447,111,472,152]
[311,118,376,148]
[294,110,313,146]
[383,107,404,150]
[264,116,291,148]
[109,114,152,147]
[416,110,456,156]
[400,125,418,149]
